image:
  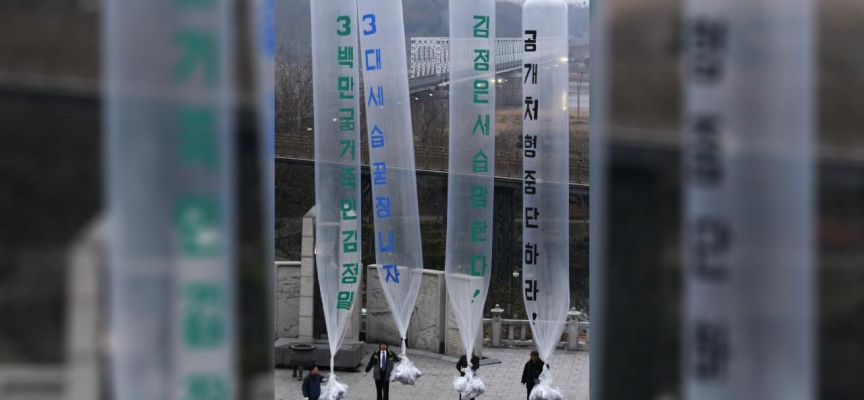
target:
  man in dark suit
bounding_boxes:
[521,350,548,400]
[364,340,400,400]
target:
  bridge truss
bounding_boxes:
[408,37,524,93]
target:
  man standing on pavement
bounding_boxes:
[364,340,400,400]
[301,365,323,400]
[521,350,547,400]
[455,349,480,377]
[455,349,480,399]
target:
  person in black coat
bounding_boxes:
[521,350,548,400]
[301,365,323,400]
[363,340,401,400]
[456,349,480,377]
[456,349,480,399]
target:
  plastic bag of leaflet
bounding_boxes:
[322,375,347,400]
[529,366,562,400]
[453,367,485,399]
[390,354,423,385]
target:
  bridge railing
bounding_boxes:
[276,134,588,184]
[496,39,522,65]
[481,305,590,351]
[410,37,450,79]
[410,37,525,79]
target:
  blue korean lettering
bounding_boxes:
[370,124,385,148]
[383,264,400,283]
[373,162,387,185]
[367,86,384,106]
[365,49,382,71]
[377,230,395,253]
[375,196,391,218]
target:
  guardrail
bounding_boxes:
[482,305,590,351]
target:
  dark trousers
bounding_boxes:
[375,378,390,400]
[526,383,535,400]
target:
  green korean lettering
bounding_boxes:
[178,107,219,166]
[174,29,219,86]
[181,283,225,349]
[174,196,222,257]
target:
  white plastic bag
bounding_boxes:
[390,355,423,385]
[453,367,485,399]
[321,375,347,400]
[529,366,562,400]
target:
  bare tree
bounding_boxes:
[275,162,314,259]
[275,49,314,136]
[411,96,448,147]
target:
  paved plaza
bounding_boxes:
[275,347,589,400]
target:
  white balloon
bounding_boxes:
[521,0,571,366]
[445,0,497,364]
[682,0,815,398]
[311,0,363,375]
[105,0,237,397]
[357,0,424,364]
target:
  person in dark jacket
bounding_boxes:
[363,340,401,400]
[456,349,481,399]
[521,350,548,400]
[301,365,323,400]
[456,349,480,377]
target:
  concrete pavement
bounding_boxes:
[275,347,588,400]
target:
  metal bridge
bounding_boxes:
[408,37,524,93]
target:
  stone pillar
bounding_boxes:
[490,304,504,348]
[445,294,484,358]
[366,266,447,352]
[346,290,361,342]
[365,265,402,346]
[298,207,316,340]
[566,307,582,352]
[65,216,106,400]
[407,270,446,354]
[298,206,362,342]
[275,262,301,338]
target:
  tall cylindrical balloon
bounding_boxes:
[588,0,612,396]
[310,0,362,396]
[253,0,276,343]
[445,0,496,365]
[521,0,570,398]
[682,0,816,398]
[445,0,496,397]
[104,0,237,398]
[249,3,277,390]
[357,0,424,365]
